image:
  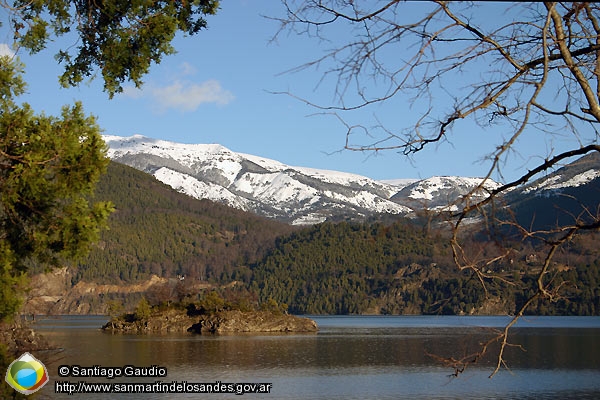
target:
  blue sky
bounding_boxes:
[0,1,591,182]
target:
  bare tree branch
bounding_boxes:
[274,0,600,377]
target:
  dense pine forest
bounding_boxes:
[249,221,600,315]
[250,221,447,314]
[29,162,600,316]
[29,162,295,283]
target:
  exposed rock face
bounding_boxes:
[102,309,318,334]
[103,309,196,333]
[189,310,318,334]
[467,297,511,315]
[22,269,212,315]
[0,324,52,356]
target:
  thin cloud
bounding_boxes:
[122,79,235,112]
[152,79,235,112]
[179,62,197,77]
[121,61,235,113]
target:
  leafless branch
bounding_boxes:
[274,0,600,377]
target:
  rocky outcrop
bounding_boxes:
[0,324,53,356]
[189,310,318,333]
[103,309,197,333]
[467,297,512,316]
[102,309,318,334]
[22,269,213,315]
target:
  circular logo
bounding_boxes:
[5,352,49,395]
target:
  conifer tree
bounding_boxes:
[0,0,220,322]
[0,56,113,321]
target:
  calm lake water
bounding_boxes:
[27,315,600,399]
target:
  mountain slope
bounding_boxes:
[392,176,501,211]
[51,161,295,284]
[249,220,600,315]
[103,135,498,223]
[104,134,411,224]
[103,135,599,228]
[24,155,600,316]
[504,152,600,230]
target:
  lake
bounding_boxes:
[26,315,600,399]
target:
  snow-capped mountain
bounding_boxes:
[103,135,599,226]
[103,135,412,224]
[520,152,600,196]
[505,151,600,230]
[392,176,502,212]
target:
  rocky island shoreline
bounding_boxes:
[102,308,318,334]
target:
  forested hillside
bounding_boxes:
[250,221,448,314]
[248,221,600,315]
[34,162,295,284]
[26,162,600,316]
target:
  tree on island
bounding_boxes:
[272,1,600,377]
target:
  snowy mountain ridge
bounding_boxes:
[102,135,599,225]
[104,135,416,224]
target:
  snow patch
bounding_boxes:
[524,170,600,193]
[153,167,249,210]
[406,176,499,201]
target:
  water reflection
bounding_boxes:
[30,316,600,399]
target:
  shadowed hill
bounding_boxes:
[25,161,600,317]
[60,161,295,284]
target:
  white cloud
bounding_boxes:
[121,61,234,113]
[151,79,235,112]
[0,43,15,58]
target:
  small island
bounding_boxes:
[102,291,318,334]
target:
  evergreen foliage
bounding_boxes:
[250,221,452,314]
[7,0,220,97]
[0,56,112,321]
[248,221,600,316]
[0,344,26,399]
[134,297,152,321]
[57,161,295,284]
[185,289,286,316]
